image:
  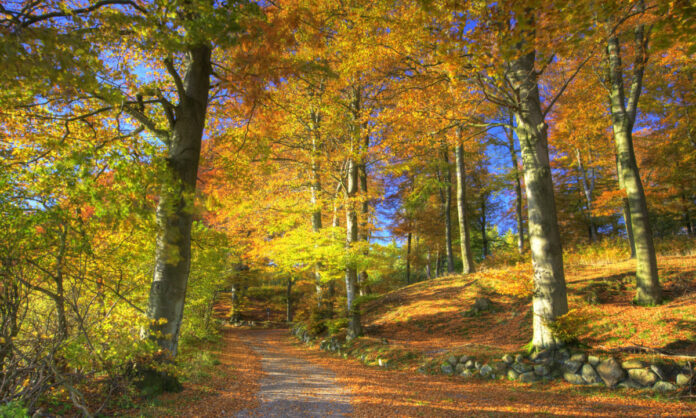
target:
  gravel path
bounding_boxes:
[235,329,352,417]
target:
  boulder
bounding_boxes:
[563,372,586,385]
[473,297,492,311]
[464,359,475,369]
[587,355,600,366]
[480,364,494,377]
[474,361,482,370]
[596,358,625,388]
[455,363,467,374]
[378,358,390,367]
[562,360,583,374]
[652,381,677,392]
[617,379,643,389]
[515,354,525,363]
[530,349,553,362]
[447,355,459,366]
[627,368,658,387]
[512,362,533,374]
[570,353,587,363]
[441,363,454,375]
[534,364,550,376]
[492,361,508,373]
[459,355,470,364]
[502,354,514,364]
[581,364,601,384]
[676,373,692,387]
[519,372,538,383]
[460,369,474,378]
[507,369,520,381]
[621,359,644,369]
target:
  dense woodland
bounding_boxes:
[1,0,695,415]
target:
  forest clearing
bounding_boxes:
[1,0,696,416]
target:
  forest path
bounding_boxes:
[235,329,352,417]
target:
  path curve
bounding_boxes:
[235,329,352,417]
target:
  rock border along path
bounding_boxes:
[235,329,352,417]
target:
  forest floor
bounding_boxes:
[136,252,696,416]
[140,327,696,417]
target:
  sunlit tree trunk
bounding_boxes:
[345,157,362,339]
[509,45,568,350]
[146,46,211,357]
[455,142,475,274]
[606,21,661,305]
[438,149,455,273]
[480,194,489,259]
[310,111,324,307]
[575,148,598,243]
[504,123,526,254]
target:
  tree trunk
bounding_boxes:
[358,151,371,295]
[345,157,362,339]
[505,125,526,254]
[310,115,324,307]
[425,251,432,279]
[455,142,475,274]
[575,148,598,243]
[434,250,442,277]
[509,46,568,350]
[480,194,489,259]
[622,196,637,257]
[146,45,211,357]
[606,24,661,305]
[286,277,293,323]
[438,150,455,273]
[405,232,412,284]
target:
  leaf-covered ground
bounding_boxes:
[360,254,696,358]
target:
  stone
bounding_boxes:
[652,381,677,392]
[492,361,508,373]
[519,372,538,383]
[628,368,658,387]
[596,358,625,388]
[570,353,587,363]
[562,360,583,374]
[502,354,514,364]
[455,363,467,375]
[563,372,586,385]
[512,362,533,374]
[447,355,459,366]
[507,369,520,381]
[618,379,643,389]
[459,355,470,364]
[581,364,601,384]
[515,354,525,363]
[587,355,600,366]
[441,363,454,375]
[621,359,644,369]
[676,373,692,387]
[378,358,389,367]
[554,349,570,363]
[474,361,482,370]
[649,364,666,381]
[460,370,474,378]
[465,359,475,369]
[534,364,550,376]
[480,364,493,377]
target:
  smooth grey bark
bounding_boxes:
[146,46,211,356]
[606,21,661,304]
[425,251,432,279]
[480,194,489,259]
[504,123,526,254]
[405,232,412,284]
[437,149,455,273]
[509,47,568,350]
[310,111,324,306]
[455,143,475,274]
[575,148,598,243]
[286,277,294,322]
[344,158,362,339]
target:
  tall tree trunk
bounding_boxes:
[505,124,526,254]
[575,148,598,243]
[480,194,489,259]
[425,251,432,279]
[345,158,362,339]
[146,46,211,357]
[434,249,442,277]
[455,142,475,274]
[509,45,568,350]
[286,277,294,323]
[606,20,661,305]
[405,232,412,284]
[438,150,455,273]
[358,143,371,295]
[310,113,324,307]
